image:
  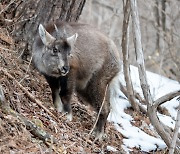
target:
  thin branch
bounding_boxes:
[88,84,108,140]
[19,56,33,83]
[154,90,180,109]
[0,84,5,103]
[0,0,16,15]
[120,83,147,114]
[92,0,114,12]
[130,0,153,106]
[169,102,180,154]
[121,0,139,111]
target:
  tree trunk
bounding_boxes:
[10,0,86,58]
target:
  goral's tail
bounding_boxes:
[108,72,123,120]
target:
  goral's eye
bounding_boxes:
[53,47,58,53]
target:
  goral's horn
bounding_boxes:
[54,24,61,38]
[63,28,68,38]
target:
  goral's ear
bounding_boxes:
[66,33,78,48]
[38,24,56,46]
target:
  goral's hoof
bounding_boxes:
[66,112,72,121]
[92,130,107,142]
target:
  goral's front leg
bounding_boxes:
[45,76,63,112]
[59,72,75,121]
[53,88,63,112]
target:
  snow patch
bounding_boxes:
[106,145,117,152]
[108,65,180,152]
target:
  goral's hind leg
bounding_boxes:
[94,86,110,140]
[85,78,110,140]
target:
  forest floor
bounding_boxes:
[0,26,169,153]
[0,25,126,153]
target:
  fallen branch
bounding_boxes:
[0,0,16,15]
[0,84,56,144]
[13,109,56,144]
[0,84,5,103]
[0,67,59,122]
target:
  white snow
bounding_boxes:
[108,65,180,152]
[157,113,176,129]
[106,145,117,152]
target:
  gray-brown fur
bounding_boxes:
[32,21,121,139]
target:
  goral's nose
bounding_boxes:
[61,66,69,74]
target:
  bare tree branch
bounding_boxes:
[130,0,180,153]
[130,0,154,106]
[169,102,180,154]
[154,90,180,108]
[121,0,140,111]
[120,83,147,114]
